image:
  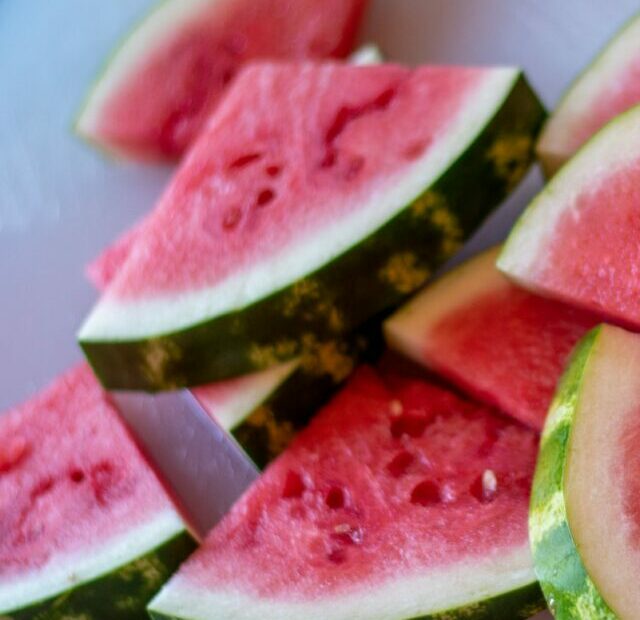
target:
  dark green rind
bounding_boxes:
[230,320,384,468]
[148,577,544,620]
[80,76,546,391]
[2,530,195,620]
[529,326,617,619]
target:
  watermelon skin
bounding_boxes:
[149,367,543,620]
[529,327,617,619]
[537,12,640,177]
[76,0,369,160]
[7,531,195,620]
[79,69,546,391]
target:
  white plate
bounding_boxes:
[2,1,638,617]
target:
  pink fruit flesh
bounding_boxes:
[94,0,369,159]
[85,223,141,290]
[427,286,600,430]
[622,410,640,546]
[104,63,488,301]
[0,365,173,576]
[174,366,537,599]
[538,160,640,328]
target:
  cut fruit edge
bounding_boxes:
[498,101,640,320]
[149,542,540,620]
[0,508,185,613]
[530,324,640,619]
[536,12,640,177]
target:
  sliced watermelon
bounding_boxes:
[0,365,195,618]
[499,104,640,330]
[385,247,601,430]
[537,12,640,176]
[530,324,640,618]
[79,62,545,391]
[76,0,369,160]
[149,366,544,620]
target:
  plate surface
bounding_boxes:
[1,2,637,617]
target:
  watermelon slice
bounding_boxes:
[79,62,545,391]
[385,247,601,430]
[0,365,195,618]
[537,12,640,176]
[149,366,544,620]
[76,0,369,160]
[499,104,640,331]
[530,324,640,618]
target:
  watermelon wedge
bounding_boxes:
[537,12,640,176]
[79,62,545,391]
[385,247,601,430]
[0,365,195,619]
[149,366,544,620]
[530,324,640,619]
[499,104,640,331]
[75,0,369,160]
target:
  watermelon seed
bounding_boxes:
[386,451,414,478]
[222,206,242,230]
[90,461,119,506]
[390,412,429,439]
[229,152,263,169]
[256,188,275,208]
[410,480,441,506]
[389,400,403,416]
[325,486,346,510]
[332,523,364,546]
[265,164,282,177]
[403,140,430,161]
[69,468,85,484]
[470,470,499,503]
[0,436,30,473]
[327,547,347,564]
[282,470,306,499]
[30,476,55,500]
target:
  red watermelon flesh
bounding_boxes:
[79,0,369,159]
[0,365,183,580]
[150,366,539,618]
[385,248,602,430]
[100,63,489,302]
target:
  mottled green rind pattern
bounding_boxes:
[529,326,617,619]
[148,579,544,620]
[2,531,195,620]
[80,76,547,391]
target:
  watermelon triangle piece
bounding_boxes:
[385,247,601,430]
[149,366,544,620]
[76,0,370,160]
[537,12,640,177]
[0,364,195,618]
[499,103,640,330]
[530,324,640,618]
[79,61,545,391]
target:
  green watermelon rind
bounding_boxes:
[1,530,196,620]
[79,74,546,391]
[536,11,640,178]
[529,326,617,619]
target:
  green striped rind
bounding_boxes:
[3,531,195,620]
[529,326,617,619]
[80,76,546,391]
[148,577,544,620]
[231,325,383,468]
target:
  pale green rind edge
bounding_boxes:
[529,326,617,619]
[1,530,195,620]
[536,10,640,177]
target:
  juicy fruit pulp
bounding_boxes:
[0,365,191,617]
[499,104,640,331]
[79,62,545,390]
[537,12,640,176]
[150,367,543,620]
[385,247,601,430]
[77,0,369,159]
[531,325,640,619]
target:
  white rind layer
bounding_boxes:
[384,246,504,366]
[149,542,535,620]
[0,507,185,613]
[76,0,228,156]
[80,68,520,342]
[498,103,640,291]
[537,13,640,170]
[193,359,299,430]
